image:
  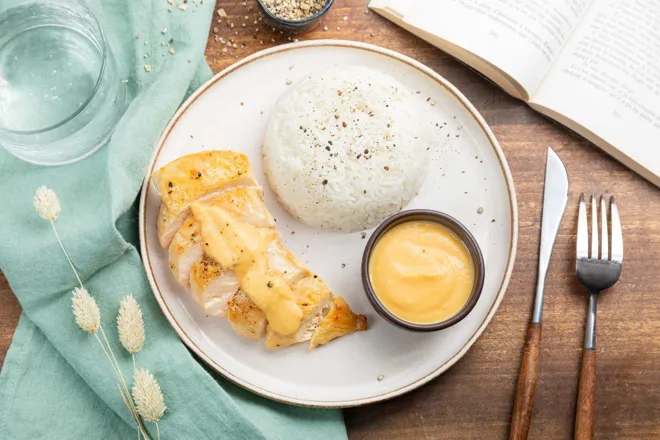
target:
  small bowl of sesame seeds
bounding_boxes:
[257,0,334,33]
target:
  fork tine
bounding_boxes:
[577,193,588,259]
[590,194,598,259]
[610,197,623,263]
[601,195,609,261]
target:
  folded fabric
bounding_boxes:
[0,0,347,438]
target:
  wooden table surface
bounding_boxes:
[2,1,660,438]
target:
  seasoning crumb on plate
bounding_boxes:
[377,375,384,381]
[477,207,484,214]
[144,64,152,72]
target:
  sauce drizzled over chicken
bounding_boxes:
[191,202,303,335]
[152,150,367,349]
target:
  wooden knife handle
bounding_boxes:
[574,348,596,440]
[509,322,542,440]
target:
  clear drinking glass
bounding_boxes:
[0,0,125,165]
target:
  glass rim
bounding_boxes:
[0,0,109,136]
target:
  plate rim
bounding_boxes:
[138,39,519,408]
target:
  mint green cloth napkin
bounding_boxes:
[0,1,347,438]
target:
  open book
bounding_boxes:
[370,0,660,186]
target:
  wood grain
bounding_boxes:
[575,349,597,440]
[510,323,542,440]
[2,1,660,439]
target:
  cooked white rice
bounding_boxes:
[262,66,430,232]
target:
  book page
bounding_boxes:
[401,0,592,96]
[532,0,660,180]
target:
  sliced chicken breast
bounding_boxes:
[168,215,203,287]
[265,276,333,349]
[309,297,368,349]
[168,187,274,287]
[227,290,267,340]
[152,150,258,248]
[267,239,310,285]
[211,186,275,230]
[155,150,369,348]
[189,257,240,317]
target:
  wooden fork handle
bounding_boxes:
[509,323,542,440]
[575,348,596,440]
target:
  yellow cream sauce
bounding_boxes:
[190,202,302,335]
[368,220,474,325]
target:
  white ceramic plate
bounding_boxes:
[139,40,518,407]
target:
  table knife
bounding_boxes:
[509,147,568,440]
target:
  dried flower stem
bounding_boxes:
[95,329,149,438]
[99,327,150,438]
[50,221,83,288]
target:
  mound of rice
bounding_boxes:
[262,66,430,232]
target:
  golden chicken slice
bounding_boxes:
[308,297,368,350]
[189,257,240,317]
[265,276,334,349]
[266,239,311,285]
[227,290,267,340]
[168,216,203,287]
[168,187,274,287]
[152,150,258,247]
[213,186,275,230]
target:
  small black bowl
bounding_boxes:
[361,210,485,332]
[256,0,334,34]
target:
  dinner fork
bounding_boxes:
[574,194,623,440]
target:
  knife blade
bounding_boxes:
[532,147,569,323]
[509,147,568,440]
